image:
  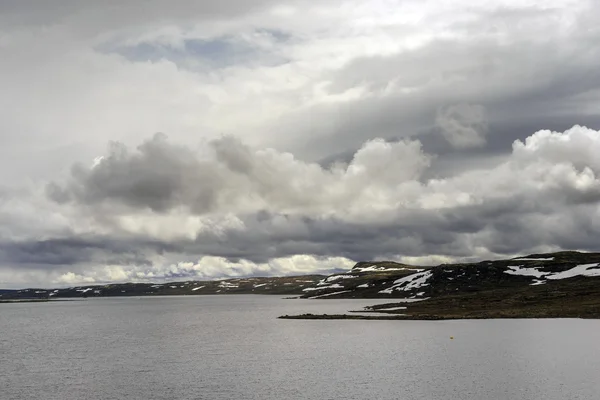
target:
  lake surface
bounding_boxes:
[1,295,599,400]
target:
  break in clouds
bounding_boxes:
[1,0,600,287]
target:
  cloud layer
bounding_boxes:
[1,0,600,287]
[1,125,599,287]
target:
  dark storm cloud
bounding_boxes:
[48,133,226,214]
[0,236,177,268]
[202,194,600,263]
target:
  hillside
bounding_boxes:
[0,275,325,300]
[284,251,600,319]
[297,251,599,297]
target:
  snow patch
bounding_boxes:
[379,271,433,294]
[354,265,423,273]
[302,287,322,292]
[324,275,358,282]
[506,263,600,281]
[302,283,344,292]
[376,306,407,311]
[547,263,600,280]
[218,282,239,288]
[309,290,351,299]
[191,286,206,291]
[504,265,548,278]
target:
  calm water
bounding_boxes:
[1,296,599,400]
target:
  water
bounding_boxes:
[1,296,599,400]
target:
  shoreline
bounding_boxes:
[278,313,600,320]
[0,299,49,303]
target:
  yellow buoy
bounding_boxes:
[450,336,454,339]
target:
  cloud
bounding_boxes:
[103,254,352,282]
[0,124,585,286]
[435,104,488,148]
[1,0,599,185]
[3,252,354,288]
[2,1,600,287]
[47,134,430,217]
[49,125,600,220]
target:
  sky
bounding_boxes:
[1,0,600,288]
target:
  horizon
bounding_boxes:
[3,249,597,290]
[2,0,600,287]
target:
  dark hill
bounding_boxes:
[287,251,600,319]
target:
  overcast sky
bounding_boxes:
[1,0,600,288]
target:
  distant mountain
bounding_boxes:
[0,275,325,300]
